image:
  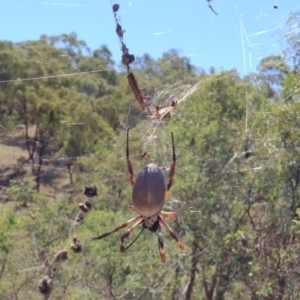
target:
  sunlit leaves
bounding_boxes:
[2,14,300,297]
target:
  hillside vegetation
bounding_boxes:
[1,11,300,300]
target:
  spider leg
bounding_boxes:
[160,211,177,220]
[120,219,144,252]
[126,128,135,186]
[157,222,166,263]
[207,1,218,15]
[92,215,142,240]
[158,215,184,250]
[209,4,218,15]
[165,132,176,200]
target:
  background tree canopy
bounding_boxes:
[1,9,300,299]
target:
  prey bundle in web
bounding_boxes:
[112,3,199,120]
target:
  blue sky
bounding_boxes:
[0,0,298,75]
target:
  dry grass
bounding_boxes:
[0,125,73,194]
[0,144,28,167]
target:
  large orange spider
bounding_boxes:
[93,129,184,262]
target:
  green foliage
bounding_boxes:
[6,179,34,207]
[1,14,300,298]
[0,207,17,254]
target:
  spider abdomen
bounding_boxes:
[132,163,166,217]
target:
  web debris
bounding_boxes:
[206,0,218,16]
[112,3,198,119]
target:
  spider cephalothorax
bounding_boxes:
[93,129,184,263]
[143,216,159,232]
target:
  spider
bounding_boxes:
[93,129,184,263]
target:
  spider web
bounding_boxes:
[0,0,299,298]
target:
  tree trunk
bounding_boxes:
[36,131,45,192]
[186,238,200,300]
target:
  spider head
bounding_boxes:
[143,216,159,232]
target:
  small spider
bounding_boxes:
[93,129,184,262]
